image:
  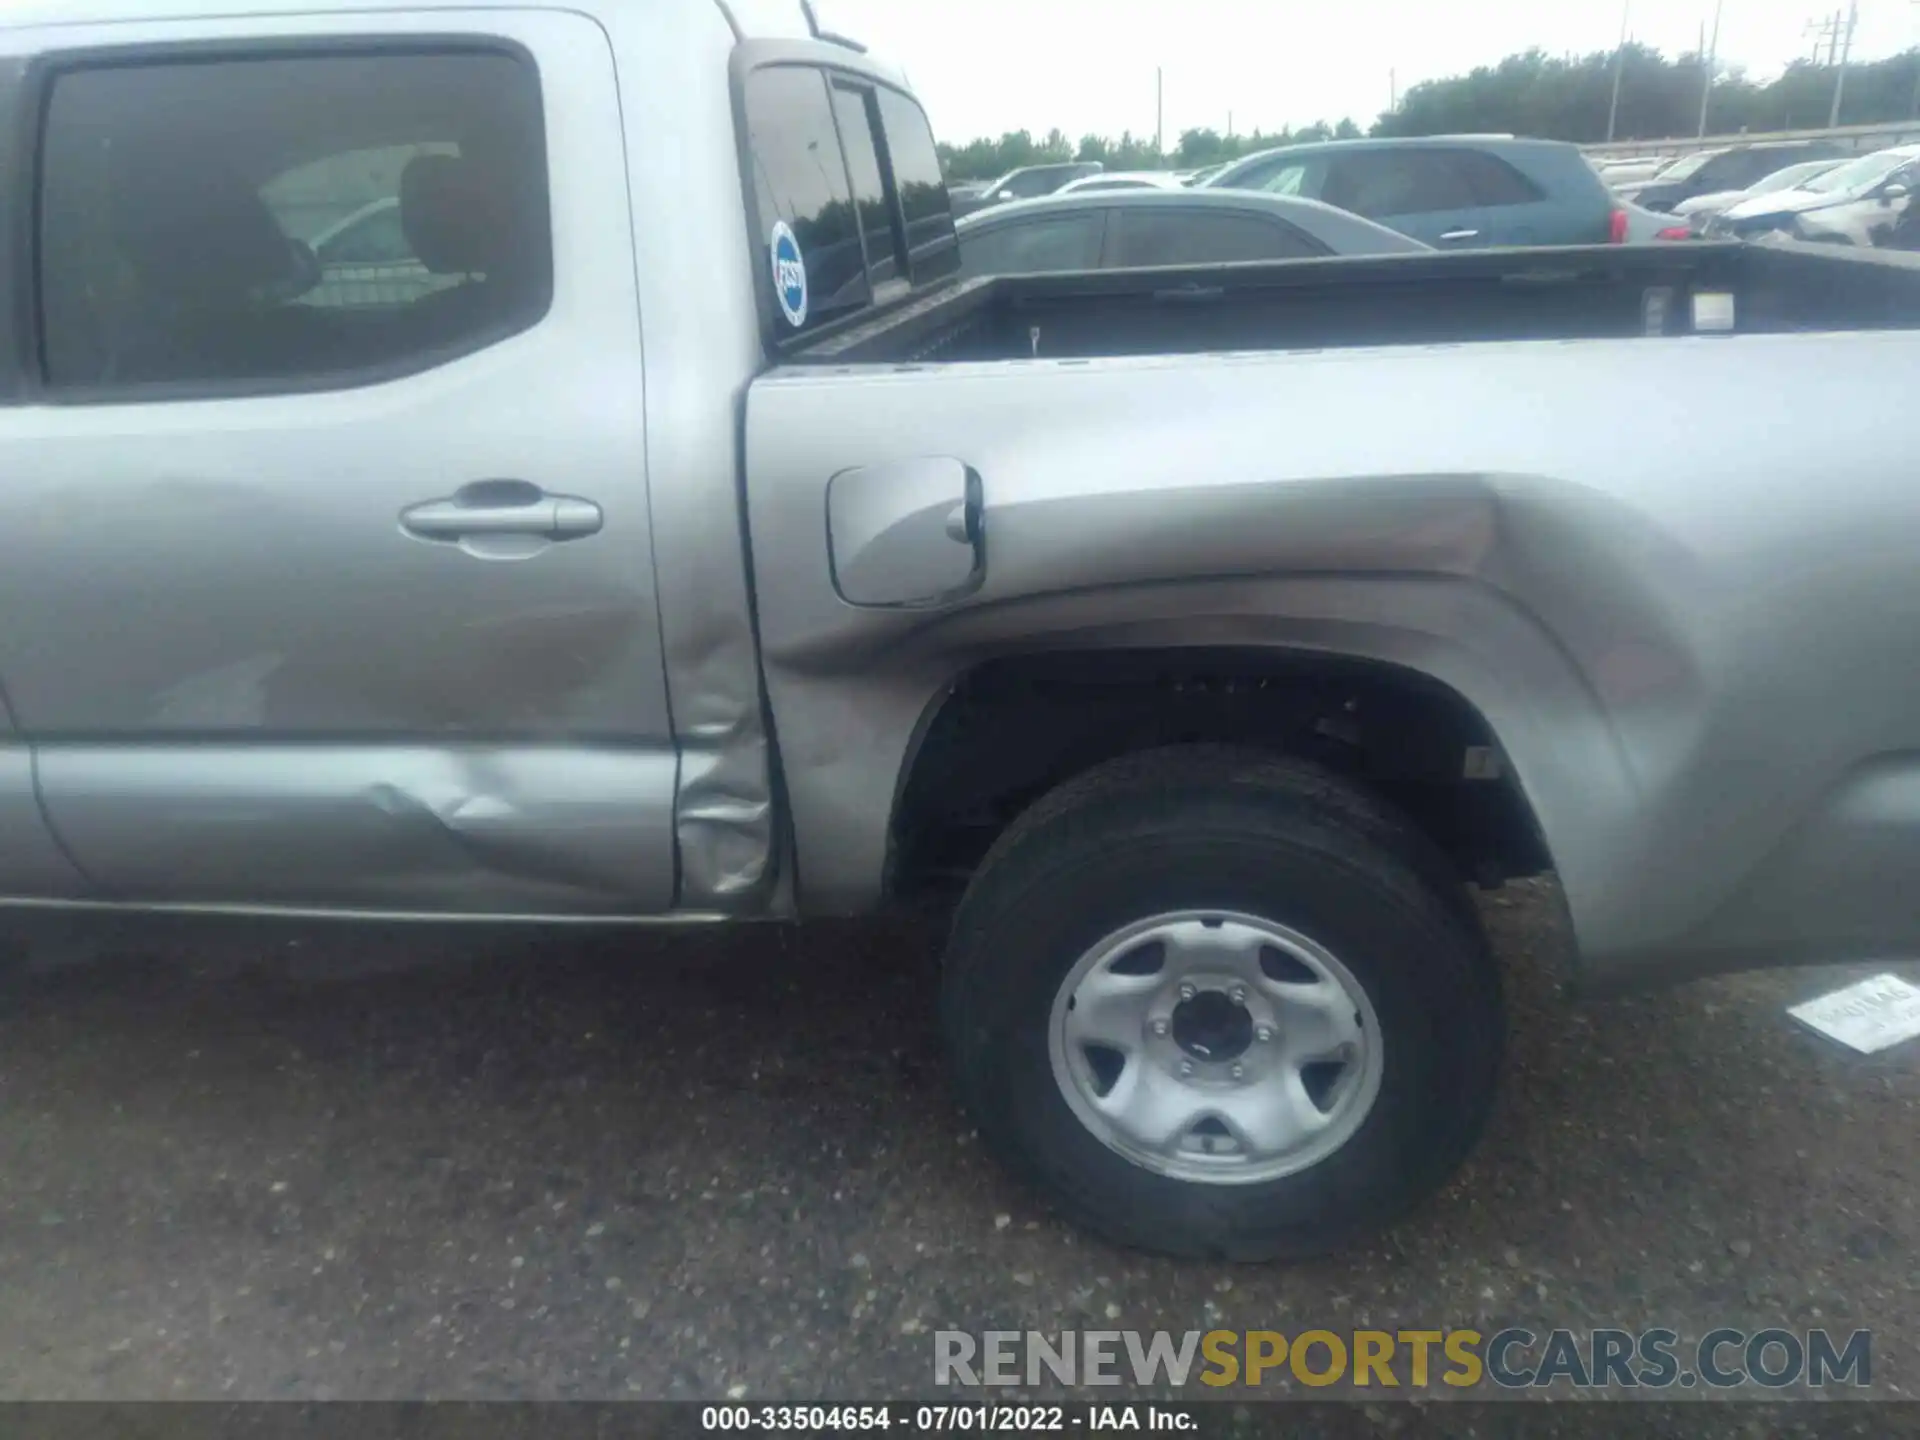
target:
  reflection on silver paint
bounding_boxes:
[35,746,678,912]
[747,331,1920,985]
[3,0,1917,990]
[0,677,80,894]
[0,744,90,897]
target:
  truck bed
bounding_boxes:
[793,241,1920,366]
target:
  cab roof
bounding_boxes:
[0,0,810,40]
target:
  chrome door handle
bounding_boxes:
[401,482,603,542]
[1438,228,1480,242]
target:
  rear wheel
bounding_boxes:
[941,747,1503,1260]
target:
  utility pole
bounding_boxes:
[1829,0,1859,127]
[1606,0,1631,142]
[1697,0,1723,138]
[1806,10,1841,65]
[1389,68,1398,113]
[1156,67,1164,156]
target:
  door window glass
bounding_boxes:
[39,49,550,392]
[1107,208,1322,266]
[961,214,1104,276]
[1321,151,1477,217]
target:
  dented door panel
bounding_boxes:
[34,745,674,913]
[0,10,679,912]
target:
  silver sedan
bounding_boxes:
[957,187,1429,277]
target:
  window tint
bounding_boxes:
[1729,149,1821,187]
[304,194,455,309]
[1449,151,1544,206]
[1321,150,1477,217]
[316,202,411,265]
[1245,160,1310,197]
[1108,208,1321,267]
[1003,168,1067,199]
[961,214,1104,277]
[831,83,903,289]
[1655,150,1717,182]
[745,66,867,332]
[1693,152,1751,187]
[39,50,549,393]
[875,87,959,281]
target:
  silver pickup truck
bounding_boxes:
[1,0,1917,1261]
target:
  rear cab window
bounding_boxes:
[742,61,957,343]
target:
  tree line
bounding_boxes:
[937,45,1920,181]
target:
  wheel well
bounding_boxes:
[887,648,1553,904]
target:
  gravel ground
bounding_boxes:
[0,879,1915,1424]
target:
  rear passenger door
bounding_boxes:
[0,11,680,914]
[1103,205,1327,266]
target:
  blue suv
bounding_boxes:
[1205,136,1626,249]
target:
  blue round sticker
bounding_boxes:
[771,221,809,328]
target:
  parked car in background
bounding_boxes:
[1055,171,1186,195]
[957,188,1428,277]
[1205,135,1630,248]
[1592,155,1670,189]
[1625,140,1847,212]
[1673,156,1851,232]
[951,161,1104,218]
[1710,144,1920,245]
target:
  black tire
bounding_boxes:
[941,746,1503,1261]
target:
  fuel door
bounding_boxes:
[827,457,984,609]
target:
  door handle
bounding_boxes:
[401,481,603,543]
[1438,228,1480,242]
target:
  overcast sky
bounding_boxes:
[814,0,1919,143]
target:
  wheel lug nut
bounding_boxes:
[1178,983,1196,1001]
[1231,987,1247,1005]
[1255,1025,1274,1044]
[1151,1018,1169,1036]
[1231,1063,1244,1080]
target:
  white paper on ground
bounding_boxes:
[1787,973,1920,1055]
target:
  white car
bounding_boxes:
[1712,144,1920,246]
[1671,157,1850,229]
[1594,155,1670,189]
[1054,171,1188,196]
